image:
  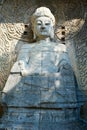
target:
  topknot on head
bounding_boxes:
[31,7,55,26]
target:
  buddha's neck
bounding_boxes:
[37,37,51,43]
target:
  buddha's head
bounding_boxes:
[31,7,55,41]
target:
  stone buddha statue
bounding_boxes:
[2,7,74,104]
[1,8,79,128]
[1,6,74,105]
[16,7,70,76]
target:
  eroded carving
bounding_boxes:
[0,6,87,129]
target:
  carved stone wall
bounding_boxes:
[0,0,87,93]
[74,16,87,90]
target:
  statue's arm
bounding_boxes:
[57,51,71,72]
[11,44,31,76]
[17,44,32,76]
[17,44,30,62]
[56,44,72,72]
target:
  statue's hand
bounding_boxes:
[18,60,25,70]
[58,61,72,72]
[20,69,28,76]
[18,60,28,76]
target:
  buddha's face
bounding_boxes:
[33,16,54,39]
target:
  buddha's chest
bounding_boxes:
[29,45,60,64]
[28,45,62,73]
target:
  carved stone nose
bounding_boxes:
[41,27,45,30]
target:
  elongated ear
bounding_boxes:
[31,25,36,40]
[50,26,55,40]
[33,33,36,40]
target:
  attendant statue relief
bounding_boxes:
[16,7,71,76]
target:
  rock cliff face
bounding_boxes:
[0,0,87,129]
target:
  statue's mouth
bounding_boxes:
[40,30,47,33]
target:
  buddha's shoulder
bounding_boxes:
[21,42,35,49]
[53,42,67,52]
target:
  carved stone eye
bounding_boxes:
[37,22,41,25]
[45,22,50,25]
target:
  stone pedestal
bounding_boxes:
[0,72,84,130]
